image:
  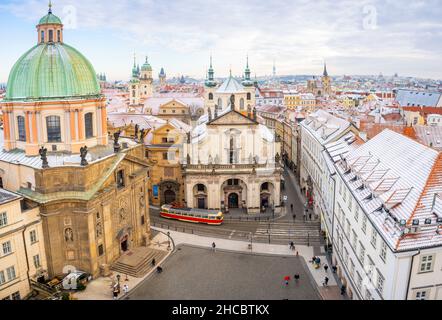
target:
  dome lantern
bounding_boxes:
[37,1,64,44]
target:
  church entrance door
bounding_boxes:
[121,235,129,252]
[164,190,176,204]
[228,193,239,208]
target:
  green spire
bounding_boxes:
[244,55,251,80]
[205,55,216,87]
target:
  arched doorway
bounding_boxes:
[228,193,239,208]
[121,235,129,252]
[221,178,248,212]
[160,181,180,206]
[193,184,208,209]
[164,190,176,204]
[260,182,274,210]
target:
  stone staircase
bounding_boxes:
[111,247,168,278]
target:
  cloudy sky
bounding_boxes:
[0,0,441,82]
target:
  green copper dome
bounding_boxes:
[5,43,101,101]
[38,12,62,25]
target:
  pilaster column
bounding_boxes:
[78,109,84,140]
[70,110,76,141]
[31,111,38,143]
[64,110,71,143]
[25,111,31,143]
[101,104,107,136]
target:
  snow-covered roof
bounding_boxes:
[0,130,138,169]
[216,75,246,94]
[336,129,442,252]
[301,110,352,145]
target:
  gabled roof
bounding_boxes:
[207,108,258,126]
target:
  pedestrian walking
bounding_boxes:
[123,284,129,295]
[289,241,295,250]
[309,213,312,220]
[284,276,290,286]
[311,256,316,264]
[156,266,163,273]
[212,242,216,252]
[341,285,346,295]
[294,274,300,281]
[292,214,296,220]
[303,212,306,221]
[113,285,119,300]
[296,251,299,257]
[323,277,329,287]
[332,265,337,273]
[151,258,156,267]
[290,204,293,212]
[324,264,329,272]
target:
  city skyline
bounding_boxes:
[0,0,441,82]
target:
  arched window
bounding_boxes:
[48,30,53,42]
[40,31,45,43]
[217,98,222,109]
[247,92,251,100]
[240,98,245,110]
[46,116,61,142]
[17,116,26,142]
[57,30,61,42]
[209,93,213,100]
[85,113,94,138]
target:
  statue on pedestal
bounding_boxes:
[39,146,49,169]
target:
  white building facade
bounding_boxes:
[300,110,359,247]
[331,130,442,300]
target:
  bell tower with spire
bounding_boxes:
[204,55,217,114]
[129,53,141,106]
[242,55,255,111]
[321,61,331,96]
[140,56,153,98]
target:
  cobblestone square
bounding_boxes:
[128,245,321,300]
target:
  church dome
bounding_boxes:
[5,43,101,101]
[38,12,62,25]
[141,57,152,71]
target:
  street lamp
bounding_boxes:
[167,231,171,251]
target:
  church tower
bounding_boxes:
[321,62,331,96]
[139,56,153,98]
[129,55,141,106]
[204,55,217,114]
[159,67,166,87]
[241,55,256,112]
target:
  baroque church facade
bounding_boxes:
[183,72,283,214]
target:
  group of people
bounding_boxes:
[112,278,130,300]
[284,274,301,286]
[290,203,313,221]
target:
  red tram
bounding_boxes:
[160,205,224,225]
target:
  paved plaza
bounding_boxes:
[128,245,321,300]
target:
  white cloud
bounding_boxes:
[1,0,442,79]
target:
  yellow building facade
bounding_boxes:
[146,123,187,206]
[0,189,47,300]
